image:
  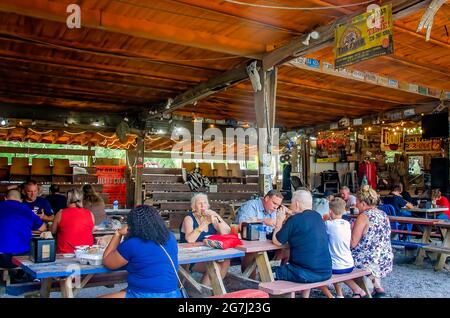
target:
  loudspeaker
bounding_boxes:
[431,158,449,192]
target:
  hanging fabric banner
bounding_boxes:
[335,4,393,68]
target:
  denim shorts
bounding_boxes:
[332,267,354,275]
[273,263,331,283]
[126,288,182,298]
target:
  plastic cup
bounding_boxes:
[230,224,239,235]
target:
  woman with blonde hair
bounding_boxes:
[179,193,230,286]
[82,184,106,225]
[51,188,95,253]
[351,185,393,298]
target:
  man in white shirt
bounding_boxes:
[339,186,357,213]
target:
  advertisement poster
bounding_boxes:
[335,4,393,68]
[404,135,442,152]
[381,128,403,151]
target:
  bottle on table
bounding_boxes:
[113,199,119,210]
[258,225,267,241]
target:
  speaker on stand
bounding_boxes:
[431,158,449,197]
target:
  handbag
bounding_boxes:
[159,244,189,298]
[203,234,242,249]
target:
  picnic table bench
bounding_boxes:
[258,269,372,298]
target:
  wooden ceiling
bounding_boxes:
[0,0,447,150]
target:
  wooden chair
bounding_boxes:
[51,159,72,182]
[52,159,72,176]
[181,162,196,173]
[227,163,244,182]
[9,157,29,180]
[198,163,213,177]
[31,158,51,176]
[0,157,9,180]
[212,163,228,178]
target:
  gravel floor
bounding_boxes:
[1,247,449,298]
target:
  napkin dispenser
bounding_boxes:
[241,222,263,241]
[30,237,56,263]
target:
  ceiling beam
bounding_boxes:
[0,0,264,57]
[0,50,195,86]
[277,76,413,105]
[285,62,442,101]
[262,0,430,70]
[394,24,450,50]
[0,62,183,94]
[145,63,251,119]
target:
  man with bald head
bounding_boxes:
[272,189,332,298]
[0,189,46,268]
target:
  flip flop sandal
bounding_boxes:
[372,290,386,298]
[352,293,369,298]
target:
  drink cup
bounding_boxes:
[230,224,239,235]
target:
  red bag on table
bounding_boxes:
[203,234,242,250]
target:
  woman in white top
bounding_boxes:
[322,198,368,298]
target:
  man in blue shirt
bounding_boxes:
[236,189,285,227]
[236,190,289,277]
[0,190,46,268]
[23,180,54,222]
[273,189,332,298]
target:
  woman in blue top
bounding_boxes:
[101,205,181,298]
[180,193,231,286]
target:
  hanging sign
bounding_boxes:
[381,128,403,151]
[335,4,393,68]
[405,135,442,152]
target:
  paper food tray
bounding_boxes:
[78,253,104,266]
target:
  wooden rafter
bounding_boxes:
[0,0,265,57]
[146,64,251,118]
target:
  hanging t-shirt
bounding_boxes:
[358,161,377,189]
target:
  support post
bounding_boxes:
[134,135,145,206]
[87,145,93,167]
[254,62,277,195]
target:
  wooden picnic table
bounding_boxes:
[235,240,287,283]
[12,243,244,298]
[415,221,450,270]
[404,207,448,219]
